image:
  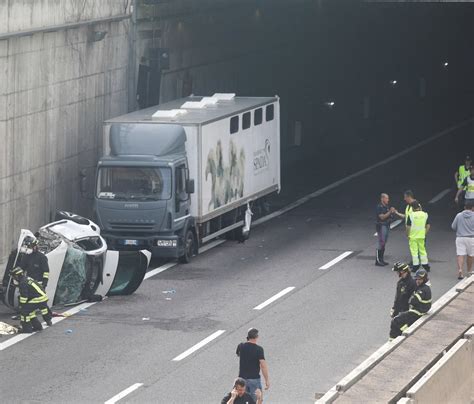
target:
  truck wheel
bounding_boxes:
[179,230,195,264]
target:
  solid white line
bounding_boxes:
[429,188,451,204]
[374,219,403,236]
[319,251,353,270]
[253,287,295,310]
[1,119,470,352]
[0,301,100,351]
[144,262,176,280]
[254,118,473,228]
[172,330,226,361]
[104,383,144,404]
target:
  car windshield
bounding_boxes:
[97,167,172,201]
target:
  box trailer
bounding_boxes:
[93,93,280,262]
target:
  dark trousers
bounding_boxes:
[390,310,420,339]
[20,302,52,332]
[376,224,389,249]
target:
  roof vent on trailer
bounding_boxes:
[152,109,187,120]
[180,93,236,109]
[212,93,235,101]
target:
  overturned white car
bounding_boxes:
[2,212,151,310]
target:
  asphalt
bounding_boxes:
[0,118,473,404]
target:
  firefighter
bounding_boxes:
[21,238,49,288]
[10,267,52,333]
[389,268,432,340]
[406,201,431,271]
[390,262,416,318]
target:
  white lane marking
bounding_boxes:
[172,330,226,361]
[319,251,353,270]
[253,287,295,310]
[254,118,473,228]
[104,383,144,404]
[428,188,451,204]
[144,262,176,280]
[2,119,470,352]
[374,219,403,236]
[0,301,99,351]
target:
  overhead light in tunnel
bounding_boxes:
[443,61,449,68]
[324,101,335,108]
[255,8,262,19]
[390,80,397,86]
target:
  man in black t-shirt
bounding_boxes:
[236,328,269,402]
[221,378,262,404]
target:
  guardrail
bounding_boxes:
[315,277,474,404]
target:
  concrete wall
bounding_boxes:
[405,338,474,404]
[0,0,131,266]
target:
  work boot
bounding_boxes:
[31,317,43,332]
[19,323,33,334]
[422,264,430,272]
[45,318,53,327]
[375,250,385,267]
[380,248,389,266]
[411,265,420,272]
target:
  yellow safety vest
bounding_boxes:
[458,165,470,188]
[404,204,412,224]
[466,176,474,199]
[408,211,428,239]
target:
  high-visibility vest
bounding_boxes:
[466,176,474,199]
[408,211,428,239]
[404,204,412,224]
[458,165,470,188]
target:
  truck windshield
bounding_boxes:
[97,167,172,200]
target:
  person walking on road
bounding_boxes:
[236,328,270,402]
[451,200,474,279]
[389,268,432,340]
[406,201,431,272]
[375,193,397,266]
[221,378,262,404]
[455,164,474,207]
[390,262,416,318]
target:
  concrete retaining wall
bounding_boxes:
[405,338,473,404]
[0,0,131,266]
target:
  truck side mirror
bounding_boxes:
[185,179,195,194]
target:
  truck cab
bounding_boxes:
[94,124,196,262]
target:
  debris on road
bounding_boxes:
[162,289,176,294]
[0,322,18,335]
[142,317,150,321]
[65,329,73,335]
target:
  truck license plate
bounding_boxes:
[124,240,138,246]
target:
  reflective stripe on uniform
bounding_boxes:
[400,324,409,331]
[409,309,425,316]
[413,293,432,304]
[43,272,49,279]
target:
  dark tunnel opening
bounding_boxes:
[135,1,474,202]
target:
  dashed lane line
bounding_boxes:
[429,188,452,204]
[2,118,470,352]
[172,330,226,361]
[319,251,353,270]
[253,287,296,310]
[104,383,144,404]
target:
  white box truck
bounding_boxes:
[93,94,280,262]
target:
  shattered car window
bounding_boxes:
[54,247,87,305]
